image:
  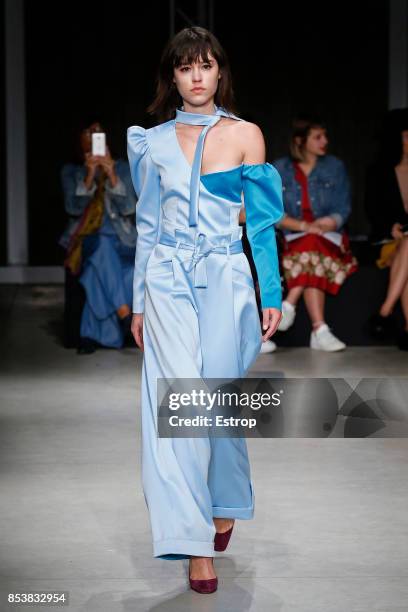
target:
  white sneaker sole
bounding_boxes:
[260,342,277,354]
[277,308,296,331]
[278,319,294,331]
[310,337,346,351]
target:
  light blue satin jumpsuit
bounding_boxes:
[127,104,283,560]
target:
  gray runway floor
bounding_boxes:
[1,285,408,611]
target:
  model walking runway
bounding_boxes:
[127,104,283,561]
[126,25,283,592]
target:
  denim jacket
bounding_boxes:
[271,154,351,234]
[58,158,137,249]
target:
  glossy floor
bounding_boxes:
[0,285,407,611]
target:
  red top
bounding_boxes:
[293,162,314,223]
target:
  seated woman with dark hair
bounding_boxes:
[59,121,137,354]
[365,108,408,350]
[273,115,358,351]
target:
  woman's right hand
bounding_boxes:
[84,152,99,185]
[391,222,404,240]
[305,221,323,235]
[84,152,101,189]
[131,313,144,350]
[84,152,100,171]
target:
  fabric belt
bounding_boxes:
[158,230,243,288]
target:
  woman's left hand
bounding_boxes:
[262,308,282,341]
[98,147,118,185]
[313,216,337,232]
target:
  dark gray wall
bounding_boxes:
[0,0,6,265]
[21,1,388,264]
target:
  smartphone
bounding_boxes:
[92,132,106,156]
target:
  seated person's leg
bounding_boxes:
[78,234,135,350]
[369,237,408,350]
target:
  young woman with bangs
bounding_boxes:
[127,26,283,593]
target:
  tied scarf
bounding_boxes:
[64,172,105,275]
[175,104,234,226]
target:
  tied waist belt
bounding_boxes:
[158,230,243,288]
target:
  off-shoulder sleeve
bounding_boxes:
[242,162,284,310]
[127,125,161,313]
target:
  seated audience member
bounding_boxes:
[273,115,358,351]
[59,121,137,354]
[365,108,408,350]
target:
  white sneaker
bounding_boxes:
[259,339,277,353]
[310,323,346,351]
[277,300,296,331]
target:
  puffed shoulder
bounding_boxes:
[242,162,283,200]
[242,162,284,225]
[127,125,149,157]
[242,162,282,182]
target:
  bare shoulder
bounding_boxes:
[234,120,266,164]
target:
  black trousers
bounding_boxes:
[241,224,262,319]
[241,223,284,318]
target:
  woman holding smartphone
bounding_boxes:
[60,121,137,353]
[127,26,283,593]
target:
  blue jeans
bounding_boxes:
[79,233,135,348]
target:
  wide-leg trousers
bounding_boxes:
[140,241,262,559]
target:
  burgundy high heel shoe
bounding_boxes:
[189,558,218,594]
[214,521,234,552]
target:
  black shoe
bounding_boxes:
[367,313,396,340]
[77,337,98,354]
[396,329,408,351]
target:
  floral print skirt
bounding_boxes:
[282,233,358,295]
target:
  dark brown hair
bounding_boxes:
[71,118,105,165]
[147,26,237,123]
[289,114,327,161]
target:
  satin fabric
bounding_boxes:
[127,105,283,559]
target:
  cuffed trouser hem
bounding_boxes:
[212,480,255,519]
[212,505,254,519]
[153,538,216,559]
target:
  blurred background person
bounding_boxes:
[59,121,137,354]
[365,108,408,350]
[273,114,358,351]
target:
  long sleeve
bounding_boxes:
[242,162,284,310]
[105,160,138,216]
[328,158,351,230]
[61,164,93,216]
[105,176,127,197]
[127,125,161,314]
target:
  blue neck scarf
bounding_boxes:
[175,104,240,226]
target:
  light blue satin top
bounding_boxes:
[127,105,284,313]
